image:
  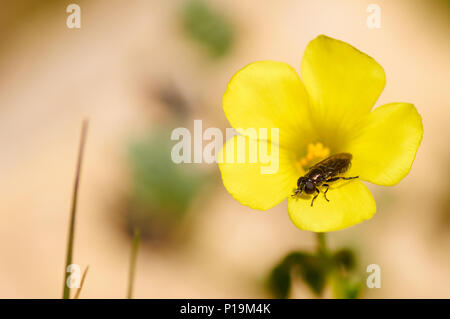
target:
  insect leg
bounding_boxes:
[291,187,303,197]
[322,184,330,202]
[291,186,303,198]
[341,176,359,180]
[310,188,320,207]
[326,176,359,183]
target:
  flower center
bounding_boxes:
[297,142,330,171]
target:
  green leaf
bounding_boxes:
[297,255,328,295]
[267,264,291,299]
[331,274,363,299]
[268,247,361,298]
[267,252,328,298]
[125,129,210,240]
[181,0,234,57]
[333,249,356,271]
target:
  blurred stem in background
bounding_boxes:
[127,230,141,299]
[268,232,362,299]
[62,120,88,299]
[74,266,89,299]
[317,233,327,256]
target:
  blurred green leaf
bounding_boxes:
[125,129,209,241]
[298,255,328,295]
[268,247,362,298]
[268,252,328,298]
[129,130,207,213]
[331,274,363,299]
[181,0,234,57]
[268,264,291,299]
[333,249,356,271]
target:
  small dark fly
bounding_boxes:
[292,152,358,207]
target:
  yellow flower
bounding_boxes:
[218,35,423,232]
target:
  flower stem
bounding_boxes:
[62,120,88,299]
[127,229,141,299]
[316,232,328,256]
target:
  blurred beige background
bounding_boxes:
[0,0,449,298]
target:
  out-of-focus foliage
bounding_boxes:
[180,0,234,58]
[333,248,356,271]
[331,274,362,299]
[124,129,209,242]
[268,261,291,299]
[268,247,362,299]
[268,252,328,298]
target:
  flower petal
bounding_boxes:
[223,61,312,151]
[346,103,423,186]
[301,35,385,135]
[218,135,300,210]
[288,180,376,232]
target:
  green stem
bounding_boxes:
[127,229,141,299]
[316,232,328,256]
[62,120,88,299]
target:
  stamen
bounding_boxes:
[298,142,330,169]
